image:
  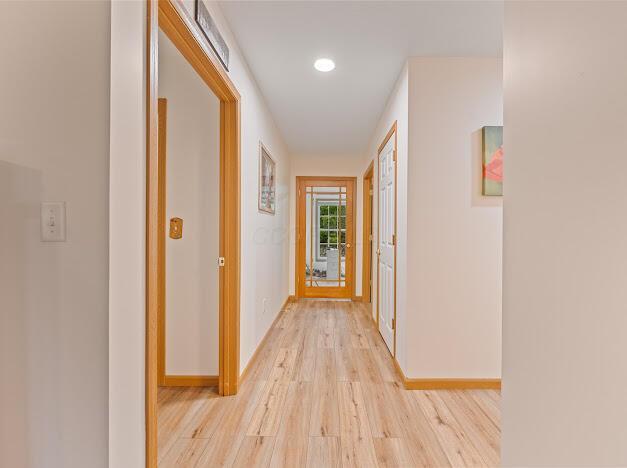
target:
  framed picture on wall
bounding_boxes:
[482,126,503,196]
[258,143,276,214]
[195,0,230,71]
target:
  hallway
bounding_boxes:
[158,300,500,467]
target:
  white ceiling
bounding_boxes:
[218,1,503,154]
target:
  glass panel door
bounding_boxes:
[298,178,354,298]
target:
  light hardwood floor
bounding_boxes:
[158,300,501,467]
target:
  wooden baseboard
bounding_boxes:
[352,295,363,302]
[392,355,405,380]
[162,375,219,387]
[282,295,295,310]
[403,378,501,390]
[390,336,500,390]
[240,295,294,384]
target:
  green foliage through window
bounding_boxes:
[317,201,347,260]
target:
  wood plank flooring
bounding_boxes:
[158,300,501,467]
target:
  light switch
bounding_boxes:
[41,202,66,242]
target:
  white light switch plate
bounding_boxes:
[41,202,66,242]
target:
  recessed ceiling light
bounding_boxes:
[314,58,335,72]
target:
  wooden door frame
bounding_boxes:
[295,176,357,299]
[156,97,167,387]
[146,1,241,466]
[376,121,398,356]
[362,162,374,304]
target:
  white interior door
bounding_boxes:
[378,136,395,354]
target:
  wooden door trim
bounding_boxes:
[378,121,397,154]
[376,121,397,356]
[157,98,167,387]
[295,176,357,299]
[362,161,374,304]
[147,1,241,466]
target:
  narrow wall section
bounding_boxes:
[364,65,410,369]
[503,2,627,465]
[109,1,146,466]
[406,57,503,379]
[364,58,502,380]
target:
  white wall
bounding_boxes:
[502,2,627,466]
[289,153,365,296]
[363,65,409,369]
[363,59,502,379]
[181,1,291,372]
[405,57,502,379]
[0,2,110,467]
[159,31,220,376]
[109,5,292,462]
[109,1,146,466]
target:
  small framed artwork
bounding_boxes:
[258,143,276,214]
[195,0,230,71]
[482,126,503,196]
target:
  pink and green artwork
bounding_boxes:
[482,126,503,196]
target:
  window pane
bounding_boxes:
[329,217,337,229]
[320,205,329,215]
[340,205,346,216]
[320,244,328,257]
[340,231,346,243]
[328,205,338,216]
[320,217,329,228]
[340,244,346,257]
[320,231,328,243]
[339,216,346,229]
[329,231,338,244]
